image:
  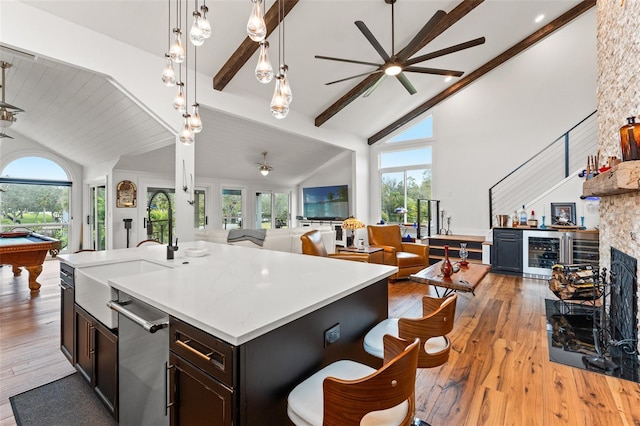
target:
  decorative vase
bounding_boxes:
[441,245,454,278]
[459,242,469,266]
[619,116,640,161]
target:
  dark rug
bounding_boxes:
[10,373,116,426]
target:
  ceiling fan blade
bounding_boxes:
[362,74,387,98]
[395,73,417,95]
[403,66,464,77]
[355,21,391,62]
[325,70,382,86]
[314,55,382,68]
[397,10,447,62]
[405,37,486,66]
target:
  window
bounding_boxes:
[193,189,206,229]
[0,157,71,252]
[256,191,290,229]
[378,114,434,226]
[222,188,242,229]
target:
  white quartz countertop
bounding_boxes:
[59,242,397,346]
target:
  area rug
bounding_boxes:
[10,373,116,426]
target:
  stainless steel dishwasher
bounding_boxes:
[108,291,169,426]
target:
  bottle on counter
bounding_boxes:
[527,210,538,228]
[519,205,527,226]
[512,210,519,227]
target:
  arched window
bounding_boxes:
[0,157,71,252]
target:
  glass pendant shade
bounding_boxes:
[280,70,292,104]
[255,41,274,83]
[190,104,203,133]
[169,30,185,63]
[270,75,289,119]
[161,56,176,86]
[173,84,186,112]
[199,5,212,39]
[189,12,205,46]
[247,0,266,42]
[180,115,195,145]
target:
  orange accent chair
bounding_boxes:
[367,225,429,281]
[300,230,369,262]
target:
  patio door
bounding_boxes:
[89,184,106,250]
[255,191,290,229]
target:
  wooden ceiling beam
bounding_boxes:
[213,0,300,91]
[368,0,596,145]
[314,0,485,128]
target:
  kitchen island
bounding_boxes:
[59,241,396,425]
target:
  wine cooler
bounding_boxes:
[522,230,599,278]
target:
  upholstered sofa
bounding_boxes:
[193,226,336,254]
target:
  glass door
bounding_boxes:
[522,230,561,277]
[89,184,106,250]
[256,192,290,229]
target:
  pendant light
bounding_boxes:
[189,39,202,133]
[169,28,185,63]
[199,2,212,39]
[247,0,267,42]
[255,41,274,83]
[161,54,176,86]
[180,113,194,145]
[173,82,186,112]
[189,10,205,46]
[270,0,291,119]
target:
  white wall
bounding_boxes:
[425,11,597,236]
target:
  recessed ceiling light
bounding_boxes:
[535,14,545,23]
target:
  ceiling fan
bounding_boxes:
[257,151,273,176]
[1,61,25,139]
[315,0,485,97]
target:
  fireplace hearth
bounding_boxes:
[545,247,639,382]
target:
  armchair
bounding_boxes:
[367,225,429,280]
[300,230,369,262]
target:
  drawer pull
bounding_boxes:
[175,339,225,370]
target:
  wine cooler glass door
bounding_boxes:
[522,231,562,277]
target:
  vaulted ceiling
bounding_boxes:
[0,0,593,185]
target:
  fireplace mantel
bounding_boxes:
[582,160,640,197]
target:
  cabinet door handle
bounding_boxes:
[174,339,225,370]
[85,323,91,359]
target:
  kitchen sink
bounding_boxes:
[75,259,172,329]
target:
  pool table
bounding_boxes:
[0,232,61,294]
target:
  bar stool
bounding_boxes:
[363,294,458,425]
[287,335,420,426]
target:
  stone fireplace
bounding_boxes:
[596,2,640,357]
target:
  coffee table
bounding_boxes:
[409,261,490,297]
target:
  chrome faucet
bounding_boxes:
[147,189,178,259]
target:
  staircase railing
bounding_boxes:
[488,110,597,228]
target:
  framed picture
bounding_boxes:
[551,202,576,225]
[116,180,137,208]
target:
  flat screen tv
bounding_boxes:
[303,185,349,220]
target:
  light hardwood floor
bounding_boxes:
[1,260,640,425]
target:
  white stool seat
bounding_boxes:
[287,360,410,426]
[364,318,449,359]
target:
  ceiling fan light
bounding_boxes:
[247,0,267,42]
[0,109,16,130]
[384,64,403,76]
[255,41,274,83]
[260,165,270,176]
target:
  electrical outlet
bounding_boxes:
[324,323,340,347]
